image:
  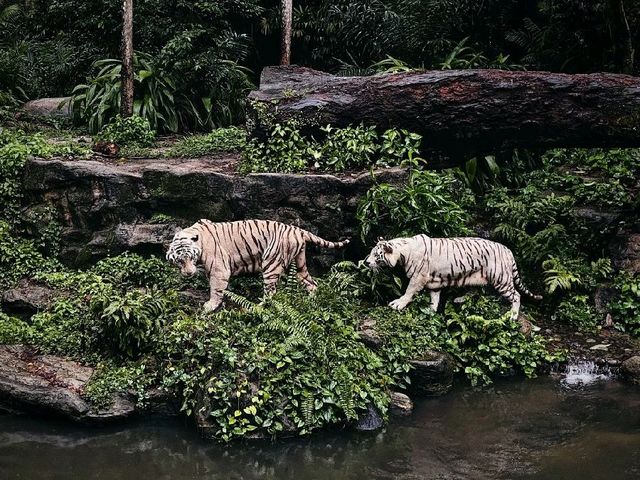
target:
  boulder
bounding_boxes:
[408,351,455,396]
[357,317,383,350]
[389,391,413,416]
[620,356,640,385]
[611,233,640,274]
[2,279,55,315]
[23,97,72,117]
[354,402,384,431]
[0,345,135,423]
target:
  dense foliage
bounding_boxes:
[1,122,640,441]
[240,122,422,173]
[2,1,638,129]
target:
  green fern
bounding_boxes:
[542,257,581,293]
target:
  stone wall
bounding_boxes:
[22,155,408,269]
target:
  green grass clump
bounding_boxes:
[168,127,246,157]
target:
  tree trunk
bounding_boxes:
[247,66,640,165]
[120,0,134,117]
[619,0,635,75]
[280,0,292,66]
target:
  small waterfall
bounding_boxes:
[560,359,613,387]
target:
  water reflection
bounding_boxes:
[1,377,639,480]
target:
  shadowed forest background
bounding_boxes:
[1,0,639,129]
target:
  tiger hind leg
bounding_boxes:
[494,281,521,321]
[429,290,441,312]
[295,250,317,292]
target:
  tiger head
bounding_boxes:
[166,227,202,277]
[365,237,399,271]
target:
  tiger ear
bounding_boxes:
[383,243,393,254]
[377,236,385,243]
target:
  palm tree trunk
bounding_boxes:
[120,0,134,117]
[280,0,292,65]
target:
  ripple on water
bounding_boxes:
[560,360,614,388]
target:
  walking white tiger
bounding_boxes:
[364,235,541,320]
[166,219,349,311]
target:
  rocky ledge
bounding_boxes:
[23,155,407,267]
[0,345,135,423]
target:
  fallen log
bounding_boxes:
[247,66,640,164]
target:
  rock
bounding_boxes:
[621,356,640,384]
[145,388,179,416]
[604,313,614,328]
[594,285,616,315]
[357,317,383,350]
[408,351,455,396]
[610,233,640,274]
[23,97,72,117]
[589,344,611,351]
[354,402,384,431]
[23,156,408,266]
[0,345,136,423]
[86,222,180,260]
[92,141,120,157]
[518,317,532,337]
[389,392,413,416]
[2,279,55,315]
[248,66,640,164]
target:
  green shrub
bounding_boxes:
[357,168,473,241]
[31,257,185,360]
[168,127,247,157]
[545,148,640,184]
[0,312,33,344]
[70,55,186,133]
[91,286,180,359]
[612,273,640,337]
[318,124,379,170]
[372,293,563,387]
[84,362,152,410]
[552,295,600,332]
[240,123,423,173]
[241,123,312,173]
[90,253,185,290]
[96,115,155,147]
[161,286,391,441]
[0,221,61,290]
[1,128,88,221]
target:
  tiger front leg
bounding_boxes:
[389,276,426,311]
[262,259,285,297]
[203,270,230,312]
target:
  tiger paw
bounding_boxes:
[389,298,409,310]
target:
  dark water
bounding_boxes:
[1,377,639,480]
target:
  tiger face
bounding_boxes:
[166,229,202,277]
[365,238,398,271]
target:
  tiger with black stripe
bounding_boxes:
[167,219,349,311]
[365,235,541,320]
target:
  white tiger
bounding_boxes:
[166,219,349,312]
[365,235,542,319]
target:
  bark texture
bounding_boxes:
[248,66,640,162]
[120,0,134,117]
[280,0,293,65]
